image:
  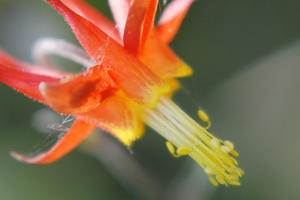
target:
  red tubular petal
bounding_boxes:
[140,30,193,78]
[46,0,168,106]
[0,50,63,102]
[62,0,121,43]
[123,0,158,55]
[156,0,194,43]
[40,66,116,114]
[0,49,67,78]
[0,65,58,103]
[11,119,95,164]
[108,0,130,39]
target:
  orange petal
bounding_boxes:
[123,0,158,55]
[164,78,181,98]
[78,92,144,147]
[62,0,121,43]
[46,0,169,106]
[108,0,130,39]
[40,65,116,114]
[0,50,63,103]
[140,30,193,78]
[11,119,95,164]
[156,0,194,43]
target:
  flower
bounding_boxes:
[0,0,243,186]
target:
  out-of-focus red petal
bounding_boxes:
[0,50,63,103]
[46,0,169,106]
[123,0,158,55]
[0,65,58,103]
[11,119,95,164]
[40,65,116,114]
[0,49,67,78]
[78,92,144,147]
[62,0,121,43]
[108,0,130,39]
[157,0,194,43]
[140,31,193,78]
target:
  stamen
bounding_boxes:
[209,177,219,186]
[32,37,95,68]
[197,109,211,129]
[145,96,243,186]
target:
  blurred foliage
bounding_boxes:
[0,0,300,200]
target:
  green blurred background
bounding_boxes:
[1,0,300,199]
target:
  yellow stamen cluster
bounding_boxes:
[145,96,243,186]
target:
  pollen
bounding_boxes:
[145,96,243,186]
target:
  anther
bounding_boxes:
[224,140,234,151]
[221,145,231,153]
[216,175,226,185]
[230,181,241,186]
[230,157,238,165]
[176,146,192,156]
[209,177,219,186]
[237,168,244,176]
[197,109,211,129]
[166,141,179,157]
[211,138,220,147]
[166,141,175,154]
[204,167,213,175]
[166,142,192,157]
[230,150,239,157]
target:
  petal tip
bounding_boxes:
[10,151,45,164]
[10,151,28,163]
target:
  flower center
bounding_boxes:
[32,38,243,186]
